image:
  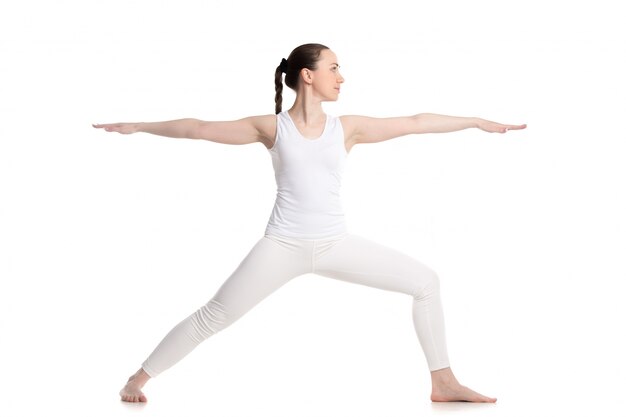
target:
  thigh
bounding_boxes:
[314,234,438,296]
[211,236,308,320]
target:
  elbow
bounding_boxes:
[411,113,429,134]
[185,119,203,139]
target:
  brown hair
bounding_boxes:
[274,43,330,114]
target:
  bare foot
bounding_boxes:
[120,368,150,403]
[431,383,497,403]
[430,367,496,403]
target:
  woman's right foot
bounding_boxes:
[119,368,150,403]
[431,383,496,402]
[430,367,496,403]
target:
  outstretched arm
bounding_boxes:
[93,115,277,147]
[341,113,526,148]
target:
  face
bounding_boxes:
[307,49,345,101]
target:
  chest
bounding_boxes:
[272,136,346,173]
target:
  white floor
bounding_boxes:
[4,357,622,417]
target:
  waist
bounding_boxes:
[265,204,347,239]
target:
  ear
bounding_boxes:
[300,68,313,85]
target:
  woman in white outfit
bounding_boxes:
[94,43,526,403]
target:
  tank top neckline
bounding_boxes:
[284,111,329,141]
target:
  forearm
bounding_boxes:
[413,113,480,134]
[136,118,201,138]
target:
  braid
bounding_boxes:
[274,66,283,114]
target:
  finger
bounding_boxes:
[506,124,527,131]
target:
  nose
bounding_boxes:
[337,71,345,83]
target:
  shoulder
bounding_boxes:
[339,114,371,130]
[338,115,368,138]
[249,114,277,130]
[248,114,278,145]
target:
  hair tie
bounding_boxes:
[279,58,288,73]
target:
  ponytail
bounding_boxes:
[274,65,284,115]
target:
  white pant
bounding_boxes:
[142,233,450,376]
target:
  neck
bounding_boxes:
[288,88,325,124]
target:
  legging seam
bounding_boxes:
[311,240,317,272]
[317,268,422,297]
[320,269,411,281]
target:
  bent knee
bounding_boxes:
[413,269,440,300]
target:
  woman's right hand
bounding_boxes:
[92,122,141,134]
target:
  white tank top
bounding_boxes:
[265,111,348,239]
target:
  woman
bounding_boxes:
[94,43,526,404]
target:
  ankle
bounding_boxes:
[430,367,459,387]
[128,368,151,387]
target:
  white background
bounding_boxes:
[1,1,625,416]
